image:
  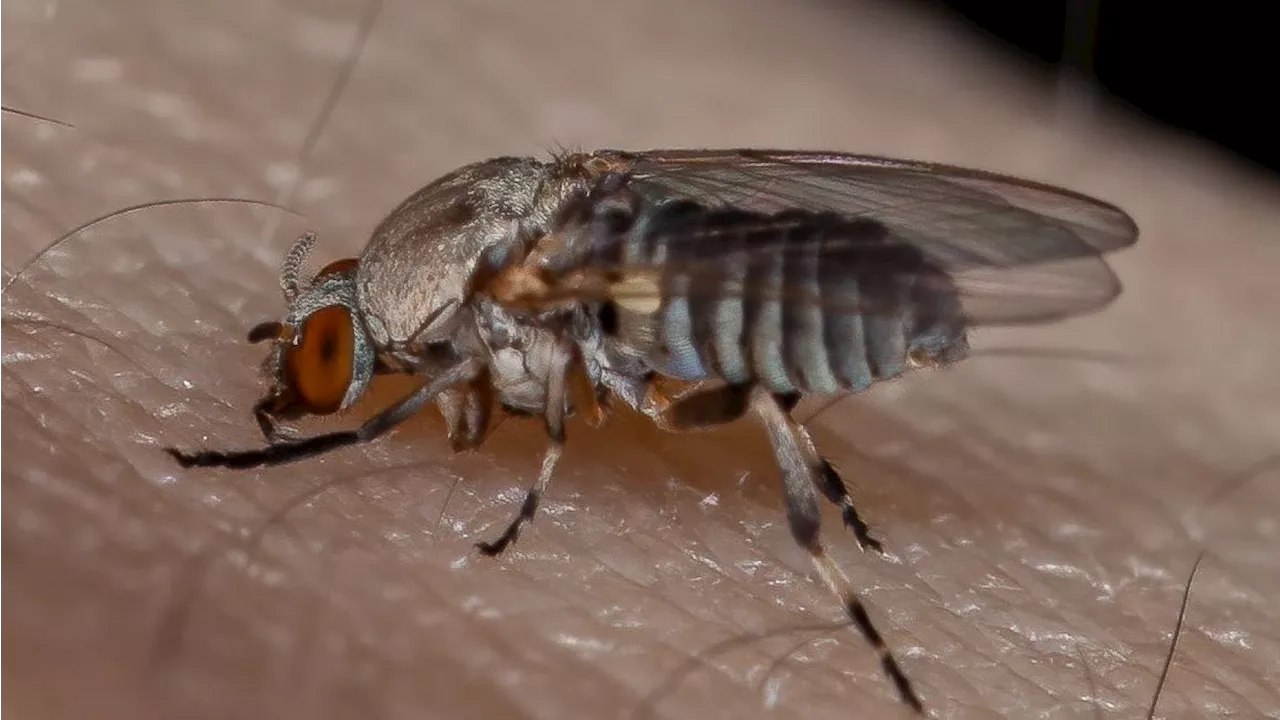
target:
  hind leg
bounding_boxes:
[750,386,923,713]
[766,392,886,553]
[814,456,884,554]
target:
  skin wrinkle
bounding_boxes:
[3,286,243,425]
[942,380,1224,548]
[4,190,68,239]
[5,1,1279,719]
[3,368,115,481]
[630,620,881,719]
[576,494,863,686]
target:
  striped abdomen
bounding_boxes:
[586,200,969,395]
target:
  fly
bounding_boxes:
[165,148,1140,714]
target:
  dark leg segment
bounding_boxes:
[750,387,924,714]
[632,376,754,433]
[817,458,884,554]
[475,337,574,557]
[775,392,882,552]
[166,358,484,469]
[773,391,803,414]
[660,383,753,431]
[474,443,563,556]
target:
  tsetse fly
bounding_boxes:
[166,148,1139,713]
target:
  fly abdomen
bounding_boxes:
[584,199,966,396]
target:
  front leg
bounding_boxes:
[436,367,494,453]
[474,337,576,557]
[168,358,484,469]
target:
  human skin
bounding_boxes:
[3,1,1278,719]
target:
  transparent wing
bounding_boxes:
[586,149,1139,326]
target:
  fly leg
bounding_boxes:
[166,358,485,469]
[640,377,752,431]
[816,457,884,554]
[474,338,576,557]
[252,393,288,441]
[567,349,609,429]
[474,441,562,557]
[773,392,883,553]
[437,368,494,453]
[750,386,924,714]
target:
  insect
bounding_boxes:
[165,148,1139,713]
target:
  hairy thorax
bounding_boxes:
[354,156,549,347]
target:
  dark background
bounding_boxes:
[909,0,1278,174]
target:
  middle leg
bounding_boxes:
[474,338,576,557]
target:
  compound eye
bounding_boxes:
[284,305,355,414]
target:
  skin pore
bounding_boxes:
[4,1,1278,718]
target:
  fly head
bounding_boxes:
[245,233,377,439]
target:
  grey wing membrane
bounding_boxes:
[599,149,1139,326]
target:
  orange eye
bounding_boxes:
[284,305,355,414]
